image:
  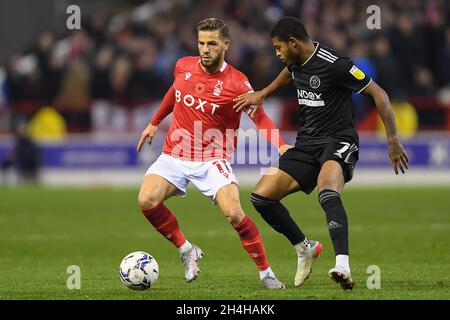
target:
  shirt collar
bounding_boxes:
[300,41,319,67]
[197,59,228,73]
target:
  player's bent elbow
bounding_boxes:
[368,81,389,104]
[375,84,389,102]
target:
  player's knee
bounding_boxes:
[223,204,245,226]
[252,185,272,200]
[250,192,279,211]
[251,192,263,207]
[252,183,284,201]
[137,191,162,211]
[317,177,340,193]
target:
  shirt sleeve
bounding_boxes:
[236,76,257,115]
[331,57,372,93]
[236,76,286,148]
[150,85,175,126]
[236,75,255,96]
[250,106,286,148]
[150,58,182,125]
[172,58,182,79]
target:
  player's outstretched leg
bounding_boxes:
[138,174,201,283]
[216,184,285,289]
[141,203,202,282]
[234,215,285,289]
[318,189,354,290]
[251,193,323,286]
[251,168,322,286]
[317,161,354,290]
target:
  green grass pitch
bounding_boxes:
[0,185,449,300]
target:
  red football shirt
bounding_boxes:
[160,56,283,161]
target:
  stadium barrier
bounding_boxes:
[1,132,449,186]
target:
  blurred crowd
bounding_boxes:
[0,0,449,134]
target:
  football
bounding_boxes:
[119,251,159,290]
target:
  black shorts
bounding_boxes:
[277,140,359,194]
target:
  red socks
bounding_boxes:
[142,205,270,272]
[141,203,187,248]
[233,215,270,271]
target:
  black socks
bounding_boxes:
[318,189,349,255]
[250,193,306,245]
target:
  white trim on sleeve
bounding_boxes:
[357,78,373,94]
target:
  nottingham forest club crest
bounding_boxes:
[310,75,320,89]
[213,80,223,96]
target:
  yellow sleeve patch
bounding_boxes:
[349,65,366,80]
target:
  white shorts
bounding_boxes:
[145,153,239,202]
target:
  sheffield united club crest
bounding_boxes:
[310,75,320,89]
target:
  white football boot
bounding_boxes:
[295,240,323,286]
[180,245,204,283]
[329,267,354,290]
[261,274,286,289]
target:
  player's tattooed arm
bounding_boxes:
[233,67,292,116]
[362,81,409,174]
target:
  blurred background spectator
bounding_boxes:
[1,122,41,184]
[0,0,448,135]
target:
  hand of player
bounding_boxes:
[388,137,409,174]
[278,144,293,156]
[233,91,266,118]
[137,123,158,152]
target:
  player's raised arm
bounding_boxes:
[361,81,409,175]
[233,67,292,116]
[248,105,293,155]
[137,85,175,152]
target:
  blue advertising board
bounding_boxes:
[0,136,449,169]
